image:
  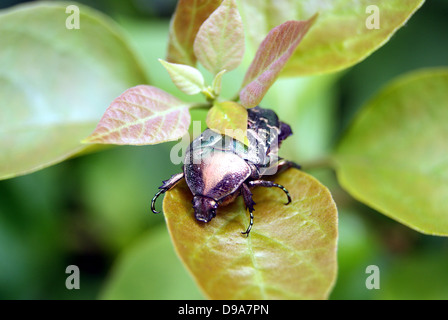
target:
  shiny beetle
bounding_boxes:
[151,106,300,236]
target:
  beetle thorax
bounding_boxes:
[184,148,251,202]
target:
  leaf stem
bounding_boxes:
[189,102,213,110]
[230,92,240,102]
[201,86,217,103]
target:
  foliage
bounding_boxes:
[164,170,337,299]
[0,2,147,179]
[334,69,448,236]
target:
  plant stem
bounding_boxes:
[201,87,216,103]
[230,92,240,102]
[189,102,213,110]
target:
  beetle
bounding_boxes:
[151,106,300,236]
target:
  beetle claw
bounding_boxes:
[151,189,165,214]
[241,211,254,237]
[285,193,292,205]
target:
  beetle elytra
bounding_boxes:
[151,106,300,236]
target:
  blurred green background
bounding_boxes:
[0,0,447,300]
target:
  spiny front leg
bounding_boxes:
[276,158,301,173]
[151,172,184,214]
[260,158,301,176]
[248,179,292,205]
[241,183,255,236]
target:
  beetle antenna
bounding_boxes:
[151,189,165,214]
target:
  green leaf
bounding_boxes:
[238,0,425,77]
[334,68,448,236]
[211,69,227,97]
[166,0,222,66]
[83,85,191,145]
[193,0,245,75]
[206,101,248,145]
[262,74,340,163]
[0,2,147,180]
[100,226,204,300]
[372,252,448,299]
[159,59,205,95]
[163,169,338,299]
[240,17,317,108]
[78,147,161,252]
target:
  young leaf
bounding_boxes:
[193,0,245,75]
[166,0,222,66]
[159,59,205,95]
[206,101,248,145]
[238,0,425,77]
[240,16,317,108]
[163,169,338,299]
[0,2,147,180]
[83,85,191,145]
[211,69,227,96]
[334,68,448,236]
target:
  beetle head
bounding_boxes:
[192,196,218,223]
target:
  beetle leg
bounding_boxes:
[241,183,256,212]
[259,158,300,176]
[276,158,301,173]
[241,183,255,237]
[241,211,254,237]
[151,172,184,214]
[248,180,292,205]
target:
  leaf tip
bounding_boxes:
[309,12,319,24]
[158,58,170,70]
[81,134,100,144]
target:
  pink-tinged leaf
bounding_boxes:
[167,0,223,66]
[240,16,317,108]
[193,0,245,75]
[238,0,424,77]
[83,85,191,145]
[163,169,338,299]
